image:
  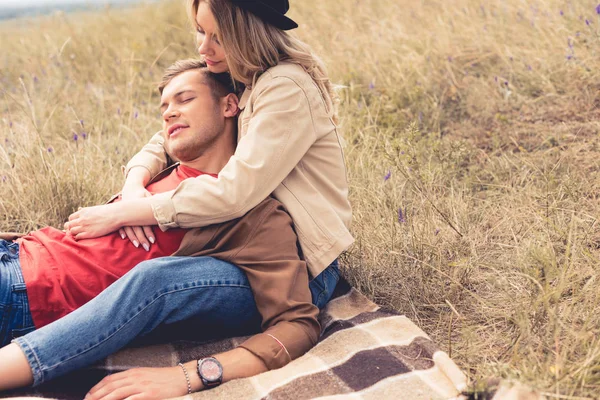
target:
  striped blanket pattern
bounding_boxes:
[5,279,468,399]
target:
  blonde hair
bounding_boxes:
[187,0,337,119]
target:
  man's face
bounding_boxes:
[160,69,224,162]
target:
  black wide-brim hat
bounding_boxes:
[231,0,298,30]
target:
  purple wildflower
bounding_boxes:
[566,54,573,60]
[504,81,509,87]
[494,76,498,83]
[117,108,121,115]
[398,208,406,224]
[73,133,78,141]
[33,76,39,83]
[596,4,600,15]
[568,38,573,48]
[134,111,139,119]
[80,119,84,127]
[81,132,87,139]
[368,82,375,90]
[586,19,591,26]
[47,147,53,153]
[384,170,391,181]
[9,121,12,128]
[527,65,532,71]
[434,228,440,236]
[576,31,581,36]
[560,10,564,16]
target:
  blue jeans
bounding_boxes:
[11,254,339,386]
[0,240,35,347]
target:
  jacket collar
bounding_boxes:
[238,87,251,110]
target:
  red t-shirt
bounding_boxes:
[18,165,214,328]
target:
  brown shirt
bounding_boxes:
[5,164,320,371]
[131,164,320,370]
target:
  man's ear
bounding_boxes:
[223,93,239,118]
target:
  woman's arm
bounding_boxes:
[67,73,324,238]
[123,131,170,181]
[145,73,321,231]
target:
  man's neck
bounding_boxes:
[179,148,231,175]
[179,123,236,174]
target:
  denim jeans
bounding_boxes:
[12,255,340,386]
[0,240,35,347]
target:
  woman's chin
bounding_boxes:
[207,63,229,74]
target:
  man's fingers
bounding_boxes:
[74,232,88,240]
[87,382,137,400]
[69,223,84,236]
[87,373,129,398]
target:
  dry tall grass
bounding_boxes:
[1,0,599,397]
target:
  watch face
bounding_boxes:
[201,359,222,381]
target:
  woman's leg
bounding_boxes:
[5,256,261,387]
[309,259,340,309]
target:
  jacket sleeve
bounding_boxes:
[146,75,319,231]
[230,201,320,370]
[124,131,170,179]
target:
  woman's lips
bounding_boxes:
[205,59,219,66]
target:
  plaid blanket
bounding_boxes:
[6,279,470,399]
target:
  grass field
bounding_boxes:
[1,0,600,397]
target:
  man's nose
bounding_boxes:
[162,107,180,121]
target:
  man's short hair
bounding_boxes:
[158,59,236,101]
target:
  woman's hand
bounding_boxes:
[85,367,189,400]
[119,185,155,251]
[66,204,122,240]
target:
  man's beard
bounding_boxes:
[167,124,223,163]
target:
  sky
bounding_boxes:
[0,0,139,10]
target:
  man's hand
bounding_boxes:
[66,204,122,240]
[84,367,189,400]
[119,186,155,251]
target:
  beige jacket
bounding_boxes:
[126,62,354,277]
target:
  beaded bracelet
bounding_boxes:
[178,362,192,394]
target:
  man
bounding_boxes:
[0,60,319,396]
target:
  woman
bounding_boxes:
[0,0,352,397]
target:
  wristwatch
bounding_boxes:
[197,357,223,388]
